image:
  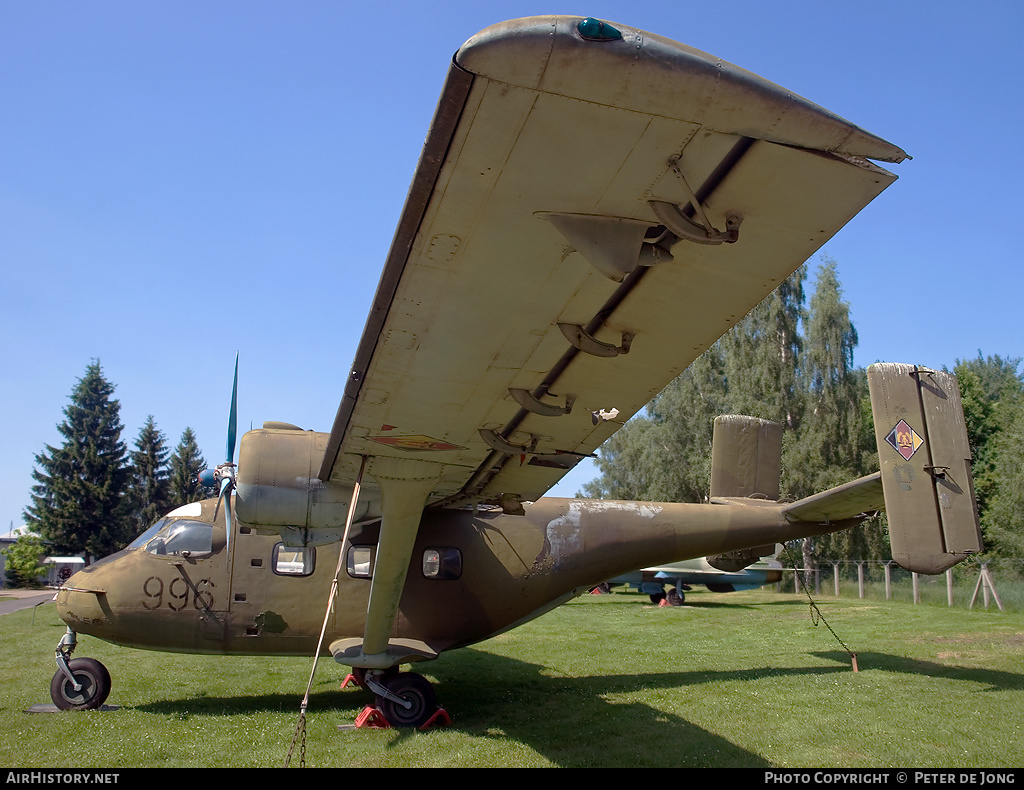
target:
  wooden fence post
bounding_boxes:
[969,563,1005,612]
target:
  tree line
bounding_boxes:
[581,256,1024,572]
[14,360,213,577]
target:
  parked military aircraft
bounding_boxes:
[50,16,982,728]
[598,550,784,605]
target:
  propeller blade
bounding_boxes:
[220,475,234,542]
[227,353,238,463]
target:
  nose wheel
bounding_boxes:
[50,657,111,711]
[51,629,111,711]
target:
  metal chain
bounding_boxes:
[782,541,857,664]
[284,709,306,768]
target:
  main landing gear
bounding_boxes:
[344,668,450,729]
[51,628,112,711]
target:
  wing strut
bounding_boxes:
[332,457,442,668]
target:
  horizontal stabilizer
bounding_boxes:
[867,363,982,574]
[782,473,884,523]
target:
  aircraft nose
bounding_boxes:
[54,567,114,635]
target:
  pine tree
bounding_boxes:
[129,416,172,532]
[24,361,133,561]
[169,427,211,506]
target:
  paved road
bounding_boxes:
[0,590,56,615]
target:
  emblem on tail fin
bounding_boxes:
[884,419,923,461]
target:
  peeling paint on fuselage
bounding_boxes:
[533,500,665,572]
[254,611,288,634]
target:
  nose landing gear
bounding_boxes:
[51,628,111,711]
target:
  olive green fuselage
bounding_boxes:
[55,496,848,662]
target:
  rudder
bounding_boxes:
[867,363,982,574]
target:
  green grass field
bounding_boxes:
[2,587,1022,768]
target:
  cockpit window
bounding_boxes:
[128,519,170,550]
[135,519,214,557]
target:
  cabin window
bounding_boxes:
[346,546,375,579]
[272,544,315,577]
[422,548,462,580]
[139,519,214,557]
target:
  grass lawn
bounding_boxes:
[2,587,1021,768]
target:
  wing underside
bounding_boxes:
[319,16,903,511]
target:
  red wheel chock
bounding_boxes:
[421,708,452,729]
[353,705,452,730]
[341,673,363,689]
[353,706,390,728]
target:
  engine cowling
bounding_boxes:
[235,425,372,544]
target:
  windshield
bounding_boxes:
[129,518,215,557]
[128,519,170,550]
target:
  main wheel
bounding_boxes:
[667,588,685,606]
[375,672,436,728]
[50,657,111,711]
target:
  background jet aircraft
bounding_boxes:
[599,550,783,605]
[50,16,981,728]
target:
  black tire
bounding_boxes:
[667,588,685,606]
[376,672,436,728]
[50,658,111,711]
[649,591,666,604]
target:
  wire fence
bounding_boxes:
[776,558,1024,613]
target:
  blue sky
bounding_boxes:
[3,0,1022,535]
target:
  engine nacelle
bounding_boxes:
[235,425,370,542]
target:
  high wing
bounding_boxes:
[312,16,906,666]
[318,16,905,508]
